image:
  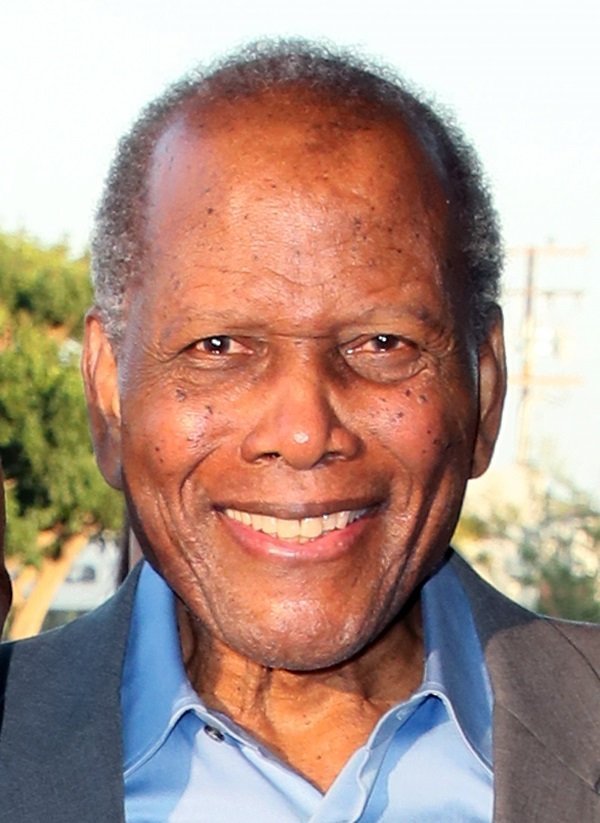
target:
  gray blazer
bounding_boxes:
[0,552,598,822]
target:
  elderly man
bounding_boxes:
[0,42,598,822]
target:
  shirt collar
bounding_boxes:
[121,562,202,770]
[121,555,492,771]
[420,557,494,768]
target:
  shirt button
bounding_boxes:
[204,725,225,742]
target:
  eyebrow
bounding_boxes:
[159,302,446,350]
[350,303,440,326]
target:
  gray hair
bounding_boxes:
[92,39,502,345]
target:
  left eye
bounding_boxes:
[342,333,422,382]
[359,334,404,352]
[345,333,415,355]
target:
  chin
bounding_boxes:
[224,618,373,673]
[249,647,354,673]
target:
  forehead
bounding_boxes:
[144,88,450,243]
[133,89,461,335]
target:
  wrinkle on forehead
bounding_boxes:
[145,90,450,231]
[137,89,465,337]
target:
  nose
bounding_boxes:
[240,368,361,471]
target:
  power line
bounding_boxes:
[506,245,586,466]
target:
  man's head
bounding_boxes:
[83,41,506,670]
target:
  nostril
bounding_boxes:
[322,449,350,464]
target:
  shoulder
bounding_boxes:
[0,615,89,702]
[448,550,600,671]
[541,616,600,674]
[0,564,141,708]
[0,569,142,821]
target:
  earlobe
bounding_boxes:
[81,309,124,490]
[471,307,507,479]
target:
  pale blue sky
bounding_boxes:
[1,0,598,496]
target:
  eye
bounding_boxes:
[197,336,240,355]
[357,334,405,352]
[342,333,423,382]
[182,335,254,369]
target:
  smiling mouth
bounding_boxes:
[222,507,373,543]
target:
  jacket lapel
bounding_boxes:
[0,565,141,823]
[450,552,600,821]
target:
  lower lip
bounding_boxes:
[218,511,374,562]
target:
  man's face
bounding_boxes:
[85,93,505,670]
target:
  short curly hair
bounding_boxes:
[92,39,502,345]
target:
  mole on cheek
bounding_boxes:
[185,406,216,450]
[175,388,187,402]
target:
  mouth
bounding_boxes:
[221,506,374,543]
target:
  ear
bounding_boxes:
[81,309,123,490]
[470,306,507,479]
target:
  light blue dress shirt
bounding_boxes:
[122,559,494,822]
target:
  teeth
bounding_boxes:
[299,516,324,540]
[261,516,278,536]
[335,511,350,529]
[276,518,301,540]
[223,507,370,542]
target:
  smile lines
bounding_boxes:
[222,507,371,542]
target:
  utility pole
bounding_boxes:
[506,244,585,467]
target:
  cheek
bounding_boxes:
[121,389,228,477]
[366,385,475,476]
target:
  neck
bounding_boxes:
[177,599,424,791]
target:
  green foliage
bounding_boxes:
[0,233,91,336]
[524,489,600,622]
[457,479,599,621]
[520,488,598,621]
[0,231,122,563]
[454,512,493,543]
[537,559,600,623]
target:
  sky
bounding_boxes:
[1,0,598,499]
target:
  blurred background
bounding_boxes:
[1,0,598,637]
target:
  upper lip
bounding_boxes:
[213,497,383,520]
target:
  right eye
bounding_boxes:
[181,335,255,369]
[195,336,242,355]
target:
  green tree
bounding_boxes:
[536,559,600,623]
[0,231,122,637]
[456,477,600,622]
[521,485,600,622]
